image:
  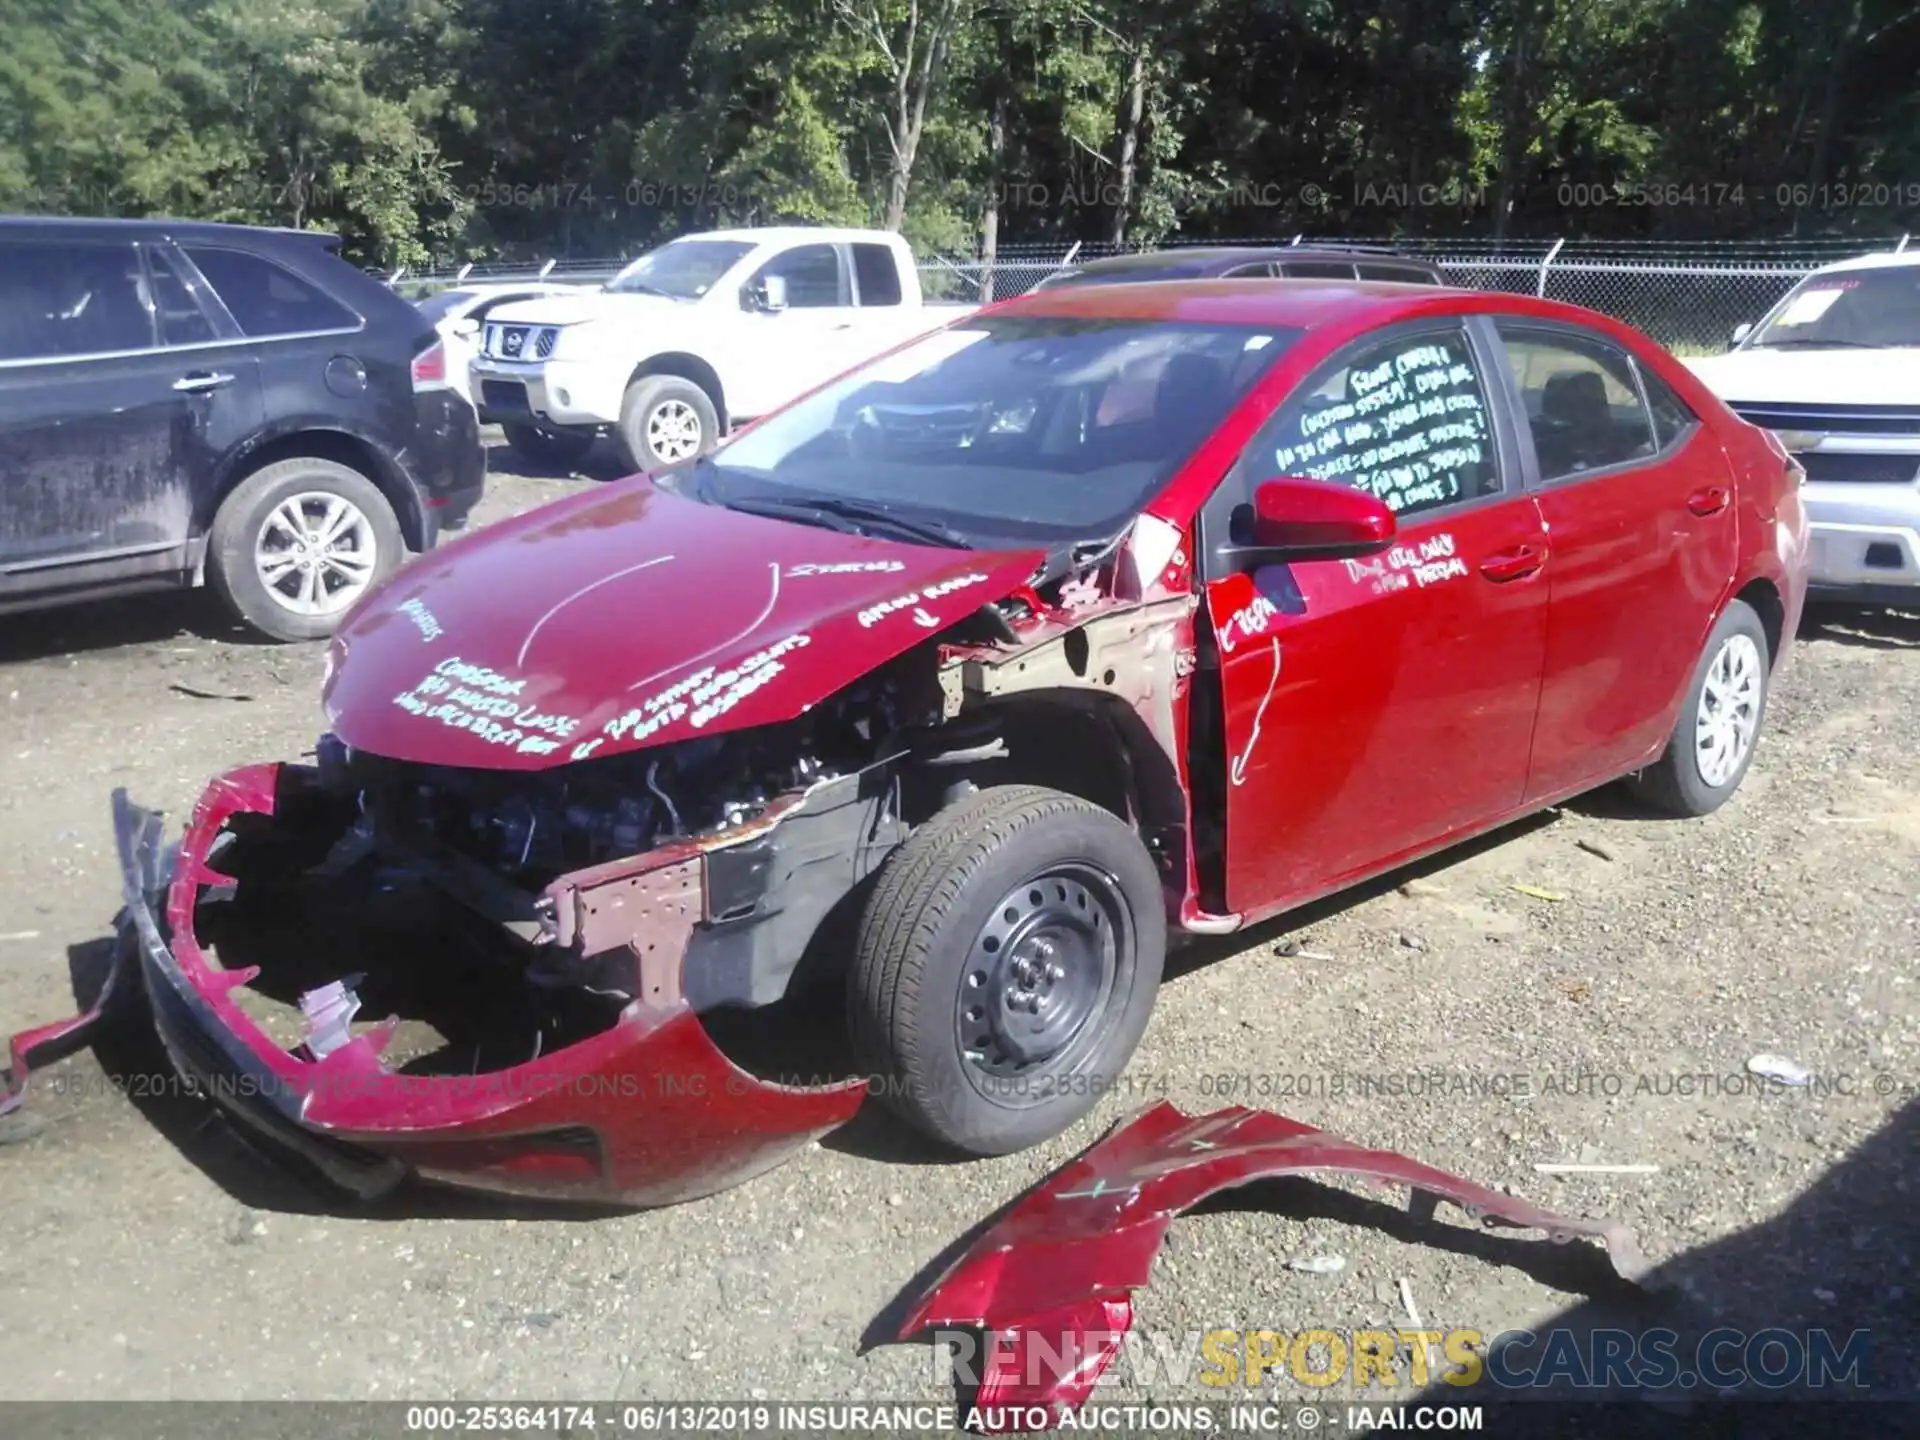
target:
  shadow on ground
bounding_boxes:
[485,438,632,483]
[1406,1099,1914,1428]
[0,589,264,665]
[1797,602,1920,652]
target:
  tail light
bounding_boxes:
[411,340,449,390]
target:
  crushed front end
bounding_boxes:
[68,706,922,1205]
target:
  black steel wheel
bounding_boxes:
[956,863,1130,1086]
[848,785,1166,1156]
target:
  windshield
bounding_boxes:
[698,315,1299,546]
[416,289,479,323]
[1748,266,1920,349]
[607,239,754,299]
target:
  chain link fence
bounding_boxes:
[390,234,1912,355]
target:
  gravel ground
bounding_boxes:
[1,436,1915,1408]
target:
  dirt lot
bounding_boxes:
[2,437,1915,1405]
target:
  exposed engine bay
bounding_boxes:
[338,677,911,889]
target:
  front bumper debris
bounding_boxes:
[898,1102,1650,1430]
[3,766,866,1206]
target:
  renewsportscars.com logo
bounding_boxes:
[936,1325,1873,1393]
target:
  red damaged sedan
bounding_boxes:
[5,280,1807,1206]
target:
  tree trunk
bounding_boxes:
[1106,47,1146,246]
[980,74,1008,301]
[880,0,962,232]
[1797,0,1864,235]
[1490,0,1550,241]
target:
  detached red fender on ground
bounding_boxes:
[898,1102,1651,1431]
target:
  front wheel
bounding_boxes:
[1627,597,1771,816]
[614,375,719,474]
[847,785,1166,1156]
[206,458,405,642]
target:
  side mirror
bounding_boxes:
[1730,322,1753,348]
[451,316,481,338]
[1226,476,1396,566]
[749,273,789,313]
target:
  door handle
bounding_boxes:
[173,372,236,393]
[1479,544,1546,582]
[1687,485,1731,517]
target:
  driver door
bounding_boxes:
[728,243,865,420]
[1197,319,1551,916]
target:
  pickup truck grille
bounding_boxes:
[483,323,558,361]
[1799,452,1920,486]
[1728,401,1920,436]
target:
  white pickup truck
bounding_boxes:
[471,227,976,472]
[1687,249,1920,607]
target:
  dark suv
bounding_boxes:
[0,217,484,641]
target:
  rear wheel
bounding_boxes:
[1627,598,1771,816]
[847,785,1166,1156]
[615,375,719,474]
[207,458,404,642]
[501,422,594,471]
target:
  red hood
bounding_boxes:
[323,481,1042,771]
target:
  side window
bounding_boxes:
[146,248,219,346]
[185,247,361,338]
[1280,261,1358,280]
[851,243,903,306]
[1233,325,1500,519]
[0,240,154,360]
[1637,363,1699,450]
[1223,262,1276,278]
[1497,325,1657,482]
[752,244,845,308]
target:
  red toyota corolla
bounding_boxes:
[5,280,1808,1206]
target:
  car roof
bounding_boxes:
[669,226,900,247]
[1802,249,1920,276]
[440,281,578,296]
[0,214,341,246]
[994,276,1616,337]
[1061,246,1438,277]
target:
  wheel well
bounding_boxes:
[214,431,424,552]
[1735,577,1785,668]
[930,693,1190,894]
[630,354,728,432]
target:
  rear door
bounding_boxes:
[1198,318,1551,913]
[180,242,374,440]
[1489,320,1736,800]
[144,243,265,532]
[0,236,205,574]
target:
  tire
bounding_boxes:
[615,375,719,474]
[207,458,405,643]
[501,422,594,471]
[848,784,1167,1156]
[1627,598,1772,817]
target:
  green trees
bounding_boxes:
[1,0,1914,266]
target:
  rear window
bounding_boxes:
[1358,263,1439,285]
[416,289,480,324]
[187,247,362,337]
